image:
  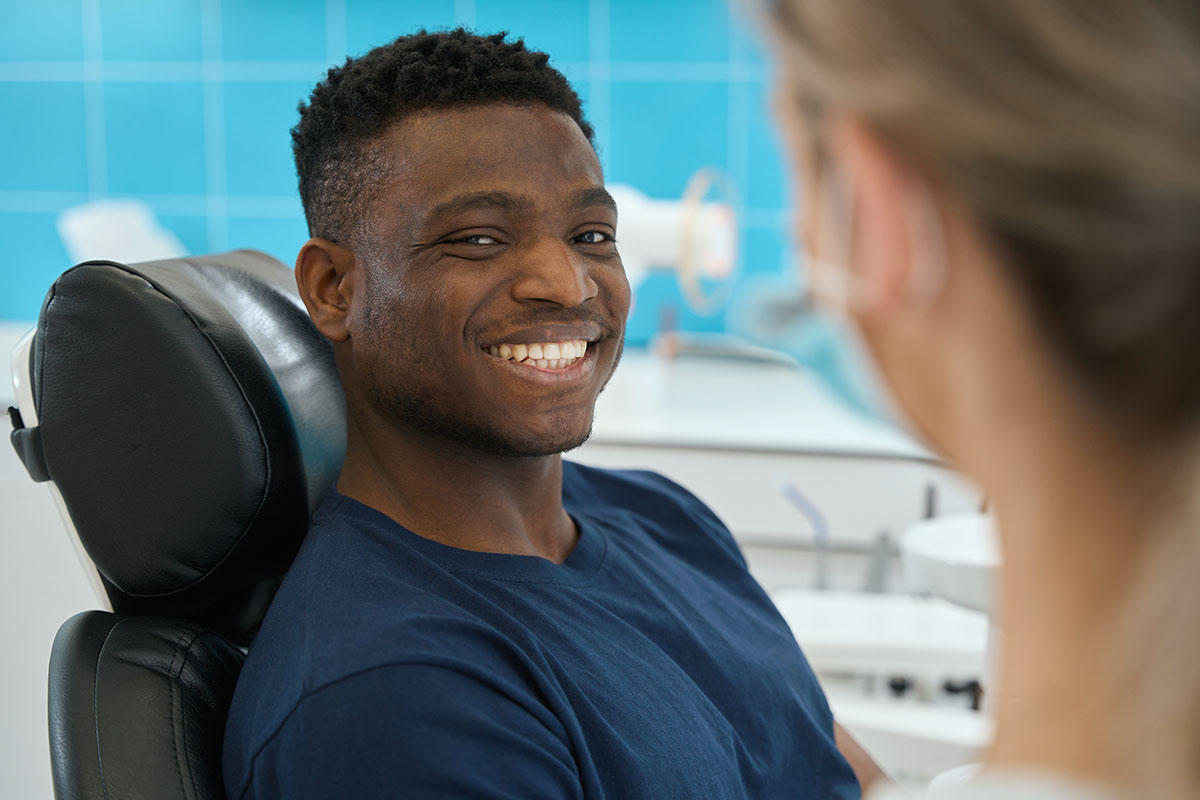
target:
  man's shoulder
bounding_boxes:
[562,460,722,525]
[235,522,519,699]
[562,460,744,565]
[224,616,550,800]
[561,460,708,513]
[225,583,536,791]
[226,497,532,759]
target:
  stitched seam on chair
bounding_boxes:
[167,626,200,800]
[176,628,219,800]
[93,618,121,800]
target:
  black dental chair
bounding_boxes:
[8,251,346,799]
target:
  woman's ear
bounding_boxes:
[295,238,357,343]
[832,119,941,317]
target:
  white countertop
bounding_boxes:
[590,349,930,459]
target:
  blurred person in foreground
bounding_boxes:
[762,1,1200,797]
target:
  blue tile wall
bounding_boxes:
[227,212,310,266]
[475,1,590,65]
[157,213,214,256]
[0,1,85,61]
[609,0,731,63]
[0,212,72,318]
[224,80,313,196]
[747,80,790,211]
[221,0,328,62]
[0,83,90,193]
[100,0,204,61]
[0,0,792,351]
[344,0,457,57]
[104,81,209,195]
[608,80,729,197]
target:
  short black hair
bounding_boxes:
[293,28,595,244]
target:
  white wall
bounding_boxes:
[1,322,99,799]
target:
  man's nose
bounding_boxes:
[510,238,599,307]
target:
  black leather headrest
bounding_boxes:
[25,251,345,643]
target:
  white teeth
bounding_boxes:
[486,339,592,368]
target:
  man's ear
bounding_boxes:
[295,238,357,343]
[832,119,933,317]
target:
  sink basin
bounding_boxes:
[902,514,1000,614]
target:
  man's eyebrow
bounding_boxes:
[428,191,537,221]
[425,187,617,224]
[569,187,618,213]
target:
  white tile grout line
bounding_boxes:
[201,0,228,251]
[81,0,107,199]
[0,61,768,84]
[728,5,751,228]
[453,0,476,29]
[587,0,611,169]
[0,189,790,229]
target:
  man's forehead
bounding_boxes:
[368,104,604,217]
[391,106,593,171]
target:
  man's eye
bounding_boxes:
[574,230,613,245]
[453,234,499,245]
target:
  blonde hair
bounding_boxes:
[766,0,1200,793]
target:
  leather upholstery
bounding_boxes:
[28,250,345,644]
[20,251,347,799]
[48,611,245,800]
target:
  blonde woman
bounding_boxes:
[762,1,1200,798]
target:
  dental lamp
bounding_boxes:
[608,167,740,315]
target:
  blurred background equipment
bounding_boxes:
[609,167,740,315]
[57,199,186,266]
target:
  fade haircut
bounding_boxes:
[292,28,595,244]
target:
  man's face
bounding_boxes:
[345,103,630,458]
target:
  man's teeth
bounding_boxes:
[487,339,589,369]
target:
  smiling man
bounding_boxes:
[222,30,864,800]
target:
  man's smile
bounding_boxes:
[482,337,601,384]
[485,339,589,369]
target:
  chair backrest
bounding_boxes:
[48,611,246,800]
[9,250,346,799]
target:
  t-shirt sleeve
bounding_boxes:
[236,662,583,800]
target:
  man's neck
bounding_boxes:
[335,416,578,564]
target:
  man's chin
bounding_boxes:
[481,423,594,459]
[402,410,595,460]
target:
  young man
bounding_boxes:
[223,29,868,799]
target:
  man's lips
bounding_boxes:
[479,322,603,349]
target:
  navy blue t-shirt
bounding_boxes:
[223,462,858,799]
